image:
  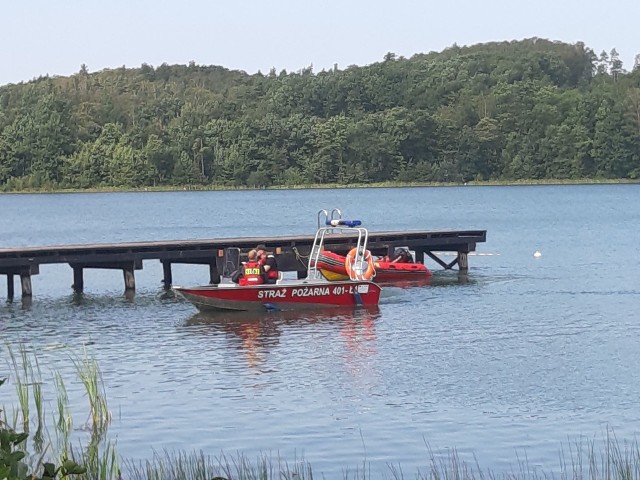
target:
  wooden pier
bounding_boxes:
[0,229,486,300]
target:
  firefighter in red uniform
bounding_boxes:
[238,250,265,286]
[256,244,279,284]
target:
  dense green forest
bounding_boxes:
[0,38,639,190]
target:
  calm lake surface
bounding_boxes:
[1,185,639,477]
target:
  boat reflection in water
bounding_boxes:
[183,306,381,370]
[379,275,432,289]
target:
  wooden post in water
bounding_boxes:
[72,267,84,294]
[123,267,136,292]
[414,248,425,265]
[7,274,14,301]
[162,261,172,289]
[20,272,32,297]
[457,251,469,274]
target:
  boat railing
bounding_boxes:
[344,227,370,281]
[317,208,343,230]
[307,217,370,282]
[307,226,329,280]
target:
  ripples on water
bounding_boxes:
[1,185,640,477]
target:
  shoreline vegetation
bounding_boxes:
[1,38,639,193]
[0,177,638,195]
[3,345,640,479]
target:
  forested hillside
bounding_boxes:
[0,38,639,190]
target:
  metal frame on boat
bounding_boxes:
[173,209,382,312]
[311,208,432,285]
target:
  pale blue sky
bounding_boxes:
[2,0,638,85]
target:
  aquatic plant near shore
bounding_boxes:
[123,432,640,480]
[2,344,117,479]
[7,345,34,433]
[124,451,316,480]
[0,377,87,480]
[71,351,111,435]
[54,371,72,449]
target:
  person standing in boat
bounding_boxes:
[236,249,265,286]
[256,244,279,284]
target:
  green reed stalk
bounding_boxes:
[3,343,118,480]
[66,349,118,480]
[126,451,319,480]
[31,353,45,454]
[53,371,72,455]
[73,440,119,480]
[119,431,640,480]
[8,344,30,432]
[9,344,45,444]
[72,351,111,433]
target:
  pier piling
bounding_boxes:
[72,266,84,293]
[123,267,135,291]
[7,274,14,301]
[457,252,469,274]
[162,261,172,289]
[20,272,32,297]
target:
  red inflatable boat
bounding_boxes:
[313,250,432,284]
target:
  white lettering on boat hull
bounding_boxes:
[257,289,287,300]
[291,287,330,297]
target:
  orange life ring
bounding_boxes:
[345,248,376,280]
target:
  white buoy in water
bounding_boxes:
[533,250,542,258]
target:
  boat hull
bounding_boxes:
[315,251,432,283]
[373,261,432,282]
[173,280,381,312]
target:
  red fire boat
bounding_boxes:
[174,280,380,312]
[173,209,382,312]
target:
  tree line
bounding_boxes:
[0,38,639,190]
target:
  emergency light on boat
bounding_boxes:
[326,219,362,227]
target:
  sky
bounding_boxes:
[1,0,639,86]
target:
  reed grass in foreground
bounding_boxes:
[124,433,640,480]
[4,345,640,479]
[2,344,117,480]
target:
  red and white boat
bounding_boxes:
[173,209,382,312]
[174,280,380,312]
[313,250,432,284]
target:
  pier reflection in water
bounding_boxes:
[183,306,381,370]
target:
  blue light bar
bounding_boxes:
[326,219,362,227]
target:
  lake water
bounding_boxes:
[1,185,639,478]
